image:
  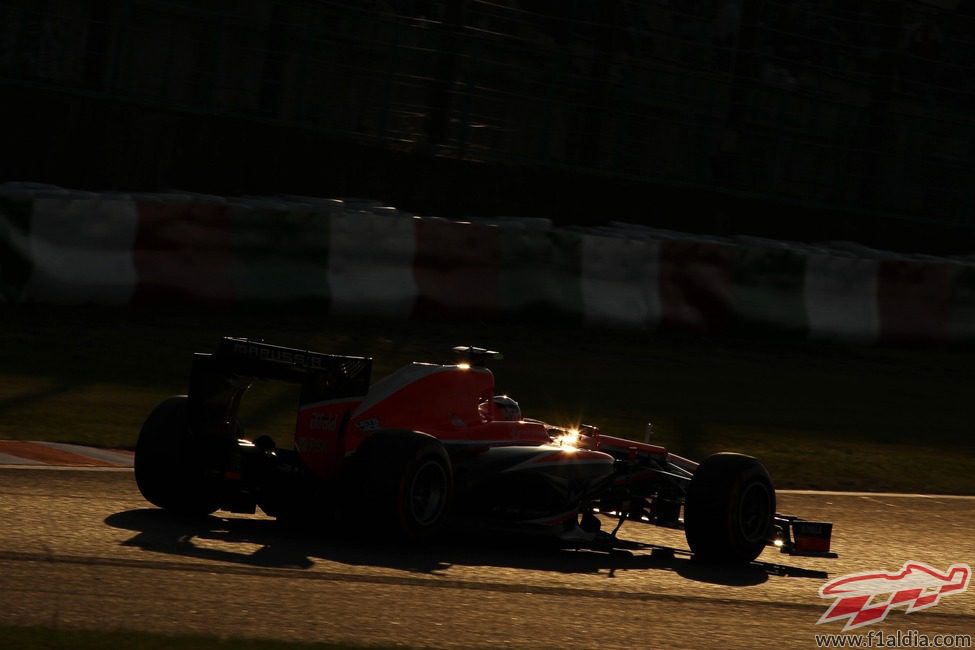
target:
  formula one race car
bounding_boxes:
[135,338,834,563]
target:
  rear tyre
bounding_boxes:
[350,430,453,541]
[684,452,775,564]
[134,396,221,516]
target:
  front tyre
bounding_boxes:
[351,430,453,541]
[684,452,775,564]
[134,396,221,516]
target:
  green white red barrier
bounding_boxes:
[2,184,973,344]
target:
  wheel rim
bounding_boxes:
[738,481,772,541]
[409,459,448,526]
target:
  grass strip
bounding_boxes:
[1,305,972,494]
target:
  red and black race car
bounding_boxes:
[135,338,833,563]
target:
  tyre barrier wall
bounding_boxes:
[2,184,974,345]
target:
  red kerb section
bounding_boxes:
[133,200,234,303]
[659,240,736,334]
[0,441,105,466]
[413,219,501,316]
[878,260,952,343]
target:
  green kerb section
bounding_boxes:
[229,204,331,303]
[498,228,582,320]
[732,246,808,336]
[947,264,975,344]
[0,196,33,302]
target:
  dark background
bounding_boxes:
[3,0,974,253]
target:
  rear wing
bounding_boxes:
[188,337,372,439]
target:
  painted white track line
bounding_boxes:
[779,489,975,500]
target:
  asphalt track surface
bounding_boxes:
[1,467,973,649]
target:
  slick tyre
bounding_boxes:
[684,452,775,564]
[134,396,221,516]
[352,430,453,541]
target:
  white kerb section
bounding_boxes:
[804,253,879,344]
[580,233,661,329]
[328,211,417,315]
[25,196,139,304]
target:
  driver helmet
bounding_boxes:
[478,395,522,422]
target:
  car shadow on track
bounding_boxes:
[105,508,827,588]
